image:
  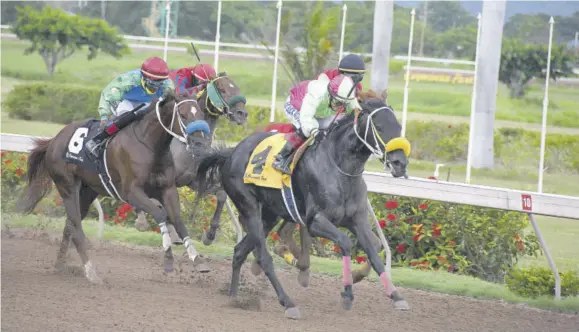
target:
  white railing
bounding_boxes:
[2,132,578,300]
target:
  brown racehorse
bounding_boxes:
[17,92,210,283]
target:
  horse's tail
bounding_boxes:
[17,138,53,214]
[195,146,234,200]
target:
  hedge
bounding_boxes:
[3,82,579,173]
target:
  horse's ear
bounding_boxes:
[218,71,227,77]
[160,90,176,106]
[380,89,388,102]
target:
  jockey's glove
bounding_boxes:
[313,128,327,144]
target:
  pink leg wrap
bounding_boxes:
[379,272,396,296]
[342,256,353,286]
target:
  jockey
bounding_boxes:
[272,74,361,174]
[315,53,365,92]
[171,63,217,96]
[84,56,175,157]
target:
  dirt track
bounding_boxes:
[2,228,578,332]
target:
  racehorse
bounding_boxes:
[17,92,210,283]
[194,90,411,319]
[131,74,248,248]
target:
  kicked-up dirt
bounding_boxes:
[2,227,578,332]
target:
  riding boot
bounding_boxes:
[272,141,296,175]
[85,125,112,157]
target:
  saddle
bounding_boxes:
[63,119,122,200]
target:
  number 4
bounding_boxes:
[250,146,272,175]
[68,127,89,154]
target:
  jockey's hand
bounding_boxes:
[313,128,326,144]
[99,120,109,130]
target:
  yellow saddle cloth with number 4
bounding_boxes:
[243,133,310,189]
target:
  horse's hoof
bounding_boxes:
[297,269,310,288]
[84,261,102,284]
[393,300,410,311]
[164,262,174,273]
[340,291,354,310]
[250,260,263,276]
[195,262,211,273]
[202,230,214,246]
[134,214,149,232]
[284,307,301,320]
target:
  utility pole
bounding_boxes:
[370,0,394,92]
[471,0,507,169]
[101,0,106,20]
[419,0,429,56]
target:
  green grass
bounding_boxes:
[2,213,577,314]
[2,38,579,128]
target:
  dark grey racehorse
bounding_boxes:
[194,91,411,319]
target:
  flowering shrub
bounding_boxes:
[367,193,542,282]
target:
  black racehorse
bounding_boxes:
[194,90,411,319]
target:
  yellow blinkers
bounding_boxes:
[385,137,411,157]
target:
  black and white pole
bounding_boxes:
[401,8,416,137]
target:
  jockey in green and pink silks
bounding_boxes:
[84,57,175,156]
[271,74,362,175]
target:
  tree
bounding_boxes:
[13,5,130,76]
[499,39,574,98]
[424,1,474,33]
[435,24,478,59]
[262,1,341,85]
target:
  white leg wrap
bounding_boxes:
[84,260,102,284]
[159,222,172,251]
[183,237,199,262]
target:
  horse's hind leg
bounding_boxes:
[271,221,312,288]
[57,180,101,284]
[352,232,381,284]
[202,190,227,246]
[55,185,98,270]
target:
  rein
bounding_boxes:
[155,97,199,146]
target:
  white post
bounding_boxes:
[465,13,483,184]
[401,8,416,137]
[269,0,283,123]
[213,0,222,73]
[338,4,347,60]
[162,0,171,62]
[538,16,554,193]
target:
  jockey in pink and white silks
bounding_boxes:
[271,74,362,174]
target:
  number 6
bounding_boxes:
[68,127,89,154]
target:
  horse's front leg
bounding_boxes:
[349,212,409,311]
[161,185,211,273]
[125,184,175,273]
[202,189,227,246]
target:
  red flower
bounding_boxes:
[5,159,12,164]
[103,213,109,220]
[203,226,208,231]
[320,238,329,245]
[153,227,161,233]
[356,256,367,264]
[114,217,120,224]
[210,197,217,203]
[378,219,387,229]
[333,243,341,253]
[396,243,406,254]
[296,224,300,229]
[406,217,412,223]
[386,213,396,221]
[0,152,6,158]
[413,234,421,242]
[20,155,26,161]
[448,241,456,246]
[117,203,133,214]
[447,266,454,272]
[432,228,441,238]
[270,232,280,241]
[15,168,24,177]
[411,224,423,233]
[410,261,418,266]
[384,200,399,210]
[418,203,428,210]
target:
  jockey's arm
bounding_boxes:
[97,72,138,121]
[347,92,363,112]
[299,81,325,138]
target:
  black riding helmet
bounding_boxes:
[338,54,365,83]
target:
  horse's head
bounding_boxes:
[157,91,211,155]
[203,73,248,125]
[355,90,411,178]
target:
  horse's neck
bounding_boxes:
[319,120,371,175]
[137,102,177,151]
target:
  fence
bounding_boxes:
[2,132,578,300]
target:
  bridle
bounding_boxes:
[155,97,201,150]
[198,76,247,120]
